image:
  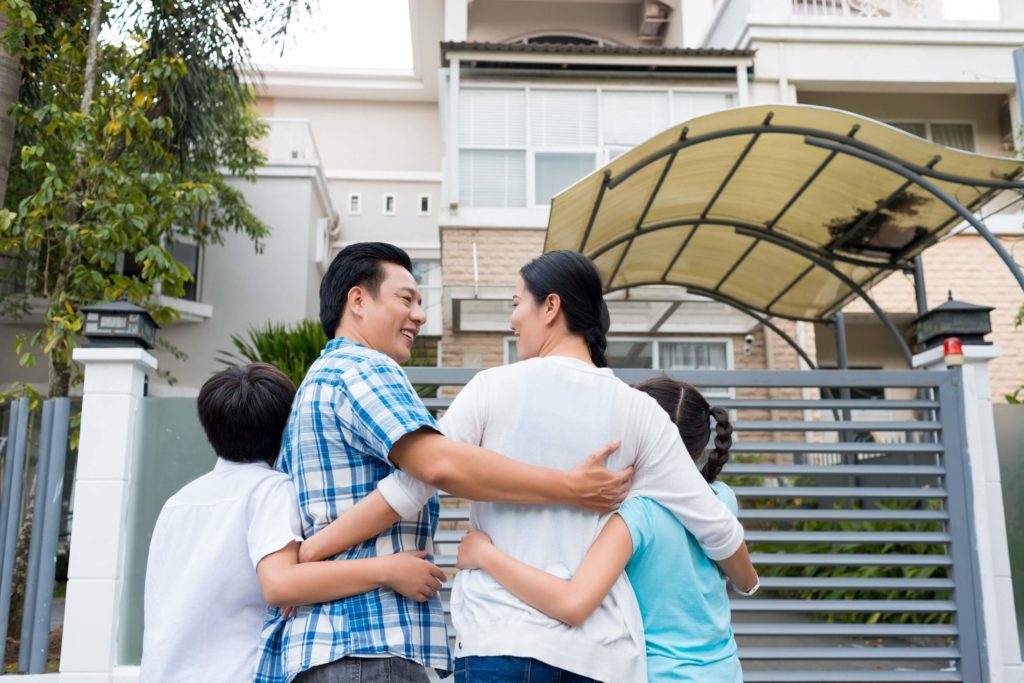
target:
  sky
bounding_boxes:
[252,0,1000,70]
[252,0,413,70]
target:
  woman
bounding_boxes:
[456,377,747,682]
[302,250,756,682]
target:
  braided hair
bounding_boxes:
[634,377,733,483]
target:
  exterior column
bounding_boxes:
[59,347,157,683]
[914,344,1024,682]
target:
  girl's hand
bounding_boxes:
[456,529,494,570]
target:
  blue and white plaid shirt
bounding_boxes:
[255,337,450,682]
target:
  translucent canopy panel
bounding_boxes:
[545,104,1024,322]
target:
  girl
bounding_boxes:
[456,377,749,682]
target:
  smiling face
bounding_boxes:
[352,262,426,363]
[509,276,552,361]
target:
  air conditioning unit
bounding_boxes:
[639,0,671,43]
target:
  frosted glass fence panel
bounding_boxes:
[119,398,215,666]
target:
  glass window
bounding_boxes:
[460,150,527,207]
[169,241,201,302]
[606,341,654,369]
[535,152,595,206]
[659,341,728,370]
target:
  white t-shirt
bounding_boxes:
[378,356,744,682]
[140,458,303,682]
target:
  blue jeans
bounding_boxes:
[454,656,599,683]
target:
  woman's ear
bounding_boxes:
[543,293,562,325]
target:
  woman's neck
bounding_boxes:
[537,334,594,366]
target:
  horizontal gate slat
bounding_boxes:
[738,509,949,521]
[732,623,958,637]
[739,647,958,660]
[734,487,946,498]
[717,399,938,410]
[742,672,962,682]
[731,442,943,454]
[746,531,951,543]
[434,529,950,545]
[757,577,954,590]
[441,508,952,522]
[734,420,941,432]
[725,464,945,475]
[730,599,956,612]
[749,553,950,566]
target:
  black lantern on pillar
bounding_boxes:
[913,291,993,351]
[81,301,158,350]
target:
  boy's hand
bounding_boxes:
[381,550,446,602]
[456,529,494,571]
[567,440,631,512]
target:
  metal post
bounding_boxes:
[834,313,855,479]
[913,255,928,317]
[1014,49,1024,138]
[0,400,22,570]
[19,400,54,672]
[0,398,31,660]
[29,398,69,673]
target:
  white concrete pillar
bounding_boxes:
[914,344,1024,682]
[59,348,157,683]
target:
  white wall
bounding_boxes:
[330,179,441,251]
[155,172,327,390]
[468,0,643,45]
[268,99,443,173]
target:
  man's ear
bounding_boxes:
[346,285,366,319]
[543,293,562,326]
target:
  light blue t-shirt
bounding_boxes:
[617,482,742,683]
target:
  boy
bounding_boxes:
[140,363,446,682]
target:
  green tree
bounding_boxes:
[0,0,270,398]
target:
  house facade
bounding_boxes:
[3,0,1022,399]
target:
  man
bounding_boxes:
[256,243,632,682]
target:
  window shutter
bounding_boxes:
[459,89,526,147]
[930,123,975,152]
[530,90,597,147]
[672,92,735,125]
[459,150,526,207]
[602,91,669,145]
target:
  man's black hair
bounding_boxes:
[197,363,296,464]
[319,242,413,338]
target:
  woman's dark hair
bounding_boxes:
[197,363,297,464]
[519,250,610,367]
[319,242,413,338]
[634,377,732,483]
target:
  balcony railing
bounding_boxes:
[791,0,942,19]
[258,118,322,165]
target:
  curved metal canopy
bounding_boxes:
[545,105,1024,351]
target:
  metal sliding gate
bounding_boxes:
[406,367,984,683]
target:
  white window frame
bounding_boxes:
[459,84,738,209]
[503,335,734,394]
[382,192,397,216]
[882,118,978,151]
[417,193,432,216]
[347,192,362,215]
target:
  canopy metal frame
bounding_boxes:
[571,113,1024,367]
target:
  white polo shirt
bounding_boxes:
[140,458,303,682]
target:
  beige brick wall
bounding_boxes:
[441,228,546,287]
[844,233,1023,403]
